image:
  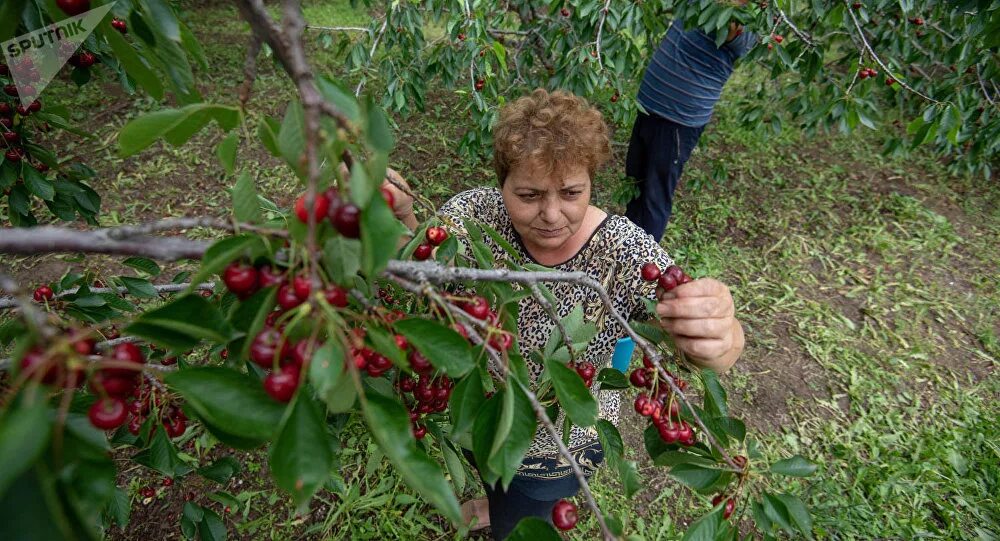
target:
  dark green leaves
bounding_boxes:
[505,517,561,541]
[118,103,240,157]
[133,428,187,477]
[669,463,724,491]
[448,372,486,440]
[360,392,462,524]
[269,394,333,510]
[360,190,406,277]
[166,367,285,445]
[394,318,474,377]
[543,358,597,427]
[770,455,818,477]
[197,457,241,485]
[126,294,235,351]
[700,368,728,418]
[472,383,537,488]
[231,172,262,224]
[308,339,356,413]
[681,504,723,541]
[0,400,51,496]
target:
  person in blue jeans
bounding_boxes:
[625,14,757,241]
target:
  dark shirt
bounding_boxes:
[638,19,756,127]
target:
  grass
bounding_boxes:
[4,0,998,539]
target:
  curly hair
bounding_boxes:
[493,88,611,186]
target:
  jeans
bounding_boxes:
[624,112,707,241]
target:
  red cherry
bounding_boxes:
[412,424,427,439]
[104,343,144,378]
[461,296,490,320]
[425,226,448,246]
[561,7,570,16]
[457,33,466,41]
[162,477,174,487]
[885,77,896,86]
[633,394,649,415]
[552,499,578,530]
[610,93,619,103]
[474,79,485,91]
[658,422,680,444]
[323,285,349,307]
[163,415,187,438]
[488,332,513,351]
[141,487,156,499]
[257,265,285,288]
[677,421,693,441]
[640,262,661,282]
[413,243,433,260]
[732,455,748,469]
[89,371,137,398]
[772,34,783,43]
[250,327,290,368]
[289,340,316,368]
[5,149,23,162]
[276,283,304,311]
[89,398,127,430]
[127,415,143,435]
[399,375,417,392]
[33,285,54,302]
[629,368,650,388]
[112,18,127,33]
[852,2,861,8]
[292,275,312,300]
[19,348,61,385]
[222,262,259,298]
[294,192,330,223]
[264,365,300,402]
[409,351,432,374]
[3,84,19,97]
[56,0,91,16]
[380,186,395,209]
[394,334,409,351]
[712,495,736,519]
[72,337,96,356]
[3,131,18,143]
[576,362,596,380]
[332,203,361,238]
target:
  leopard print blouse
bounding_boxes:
[438,188,675,480]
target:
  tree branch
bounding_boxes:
[0,226,209,261]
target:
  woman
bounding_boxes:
[383,89,744,539]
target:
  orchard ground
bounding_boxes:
[4,1,999,539]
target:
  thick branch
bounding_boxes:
[0,226,209,261]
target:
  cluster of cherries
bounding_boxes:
[630,357,697,446]
[291,185,393,239]
[639,261,692,290]
[454,295,514,353]
[0,63,45,166]
[412,226,449,261]
[247,326,312,402]
[572,361,597,388]
[223,260,350,309]
[858,67,880,79]
[120,378,187,437]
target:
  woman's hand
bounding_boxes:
[655,278,744,373]
[382,167,416,224]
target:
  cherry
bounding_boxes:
[629,368,650,388]
[772,34,783,43]
[257,265,285,288]
[885,78,896,86]
[127,415,143,435]
[399,375,417,392]
[264,365,300,402]
[409,350,432,374]
[250,328,290,368]
[162,477,174,487]
[489,331,513,352]
[658,421,680,444]
[3,131,18,143]
[289,340,316,368]
[394,334,409,351]
[276,283,304,310]
[425,226,448,246]
[16,105,30,117]
[323,284,349,308]
[851,2,861,8]
[56,0,90,16]
[633,394,649,415]
[610,93,619,103]
[3,84,18,97]
[72,336,96,355]
[5,149,23,161]
[551,499,578,530]
[474,79,485,91]
[292,275,312,300]
[641,263,661,282]
[294,192,330,223]
[222,262,259,298]
[461,296,490,320]
[164,415,187,438]
[911,17,924,25]
[89,398,127,430]
[33,285,54,302]
[712,495,736,519]
[412,424,427,439]
[657,273,677,291]
[677,421,694,443]
[111,17,127,33]
[140,487,156,499]
[413,243,433,260]
[89,371,137,397]
[576,362,596,380]
[457,33,466,41]
[332,203,361,238]
[161,356,177,366]
[560,7,570,16]
[732,455,748,469]
[20,348,61,385]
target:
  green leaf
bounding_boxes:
[348,159,374,208]
[596,367,629,390]
[505,517,562,541]
[774,493,813,538]
[105,487,130,528]
[700,368,728,417]
[762,493,796,534]
[98,24,164,100]
[681,504,723,541]
[486,383,537,488]
[316,76,361,123]
[394,318,475,377]
[23,167,54,201]
[140,0,181,40]
[360,392,462,524]
[217,132,239,176]
[0,400,51,496]
[0,0,27,42]
[187,235,266,294]
[166,367,285,442]
[441,440,466,494]
[123,257,161,276]
[133,428,185,477]
[769,455,818,477]
[669,463,723,490]
[278,101,305,171]
[448,371,486,438]
[360,192,406,277]
[118,104,240,157]
[269,394,333,510]
[127,294,236,350]
[544,357,597,427]
[119,276,158,299]
[197,457,241,485]
[231,172,262,224]
[618,459,642,498]
[595,419,624,468]
[257,117,281,157]
[365,100,394,152]
[197,507,227,541]
[322,236,361,285]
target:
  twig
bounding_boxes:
[594,0,612,71]
[0,282,215,309]
[844,0,940,104]
[777,6,816,47]
[106,216,288,239]
[238,36,263,108]
[354,17,390,97]
[977,65,996,106]
[306,25,370,33]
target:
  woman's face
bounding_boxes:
[501,160,592,256]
